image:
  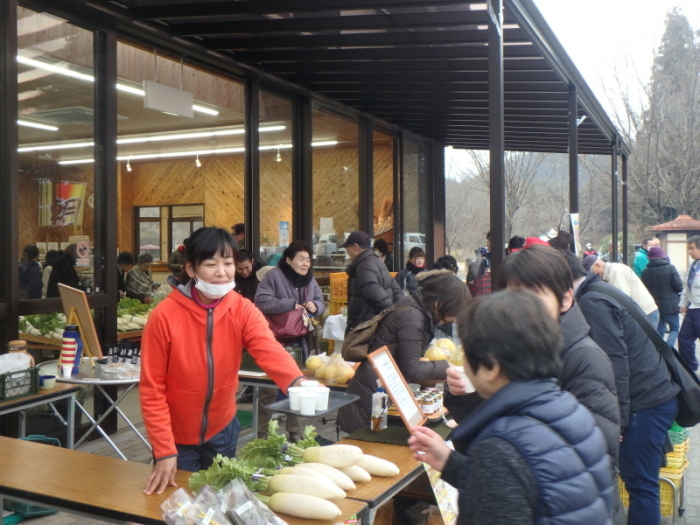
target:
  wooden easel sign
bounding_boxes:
[58,284,104,360]
[367,346,427,430]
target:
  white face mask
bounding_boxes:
[374,251,383,257]
[194,274,236,300]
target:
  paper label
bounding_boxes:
[235,500,254,516]
[201,507,215,525]
[176,500,191,517]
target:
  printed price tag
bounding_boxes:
[235,500,254,515]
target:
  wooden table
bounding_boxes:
[0,436,366,525]
[0,383,79,448]
[339,438,424,525]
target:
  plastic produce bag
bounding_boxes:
[185,486,231,525]
[323,353,355,384]
[220,479,288,525]
[0,352,32,375]
[160,488,195,525]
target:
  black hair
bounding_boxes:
[237,249,254,263]
[688,235,700,249]
[507,236,526,251]
[457,290,561,381]
[180,227,237,284]
[232,223,245,236]
[373,238,390,256]
[44,249,61,267]
[642,237,656,247]
[433,254,458,273]
[183,237,190,246]
[117,251,135,265]
[23,245,39,261]
[499,245,573,308]
[486,231,491,240]
[420,271,470,322]
[281,240,312,263]
[547,230,574,251]
[137,253,154,265]
[407,246,425,261]
[562,250,588,280]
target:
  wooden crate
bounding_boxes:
[330,272,348,301]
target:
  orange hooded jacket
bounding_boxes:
[140,283,304,460]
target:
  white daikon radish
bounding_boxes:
[268,474,345,500]
[357,454,400,477]
[279,466,335,484]
[298,463,356,491]
[268,493,341,521]
[302,444,363,468]
[29,328,42,336]
[125,323,142,330]
[339,465,372,483]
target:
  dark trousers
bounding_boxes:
[176,417,241,472]
[619,397,678,525]
[678,308,700,370]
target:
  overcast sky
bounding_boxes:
[533,0,700,117]
[447,1,700,176]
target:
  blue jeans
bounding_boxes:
[657,314,680,349]
[176,417,241,472]
[647,310,660,331]
[619,397,678,525]
[678,308,700,370]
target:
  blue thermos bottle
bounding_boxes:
[63,324,83,374]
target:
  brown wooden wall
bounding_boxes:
[116,145,393,252]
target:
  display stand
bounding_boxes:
[367,346,426,430]
[58,283,103,362]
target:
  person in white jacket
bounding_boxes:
[678,235,700,371]
[590,257,660,328]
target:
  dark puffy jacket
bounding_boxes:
[46,255,80,298]
[558,303,621,463]
[337,289,449,433]
[234,255,268,302]
[346,248,402,333]
[395,261,424,295]
[641,259,683,315]
[445,380,613,525]
[19,260,43,299]
[576,273,680,428]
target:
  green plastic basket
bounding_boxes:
[0,367,38,403]
[3,436,60,518]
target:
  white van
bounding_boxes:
[404,233,426,253]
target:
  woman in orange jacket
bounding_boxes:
[140,227,305,495]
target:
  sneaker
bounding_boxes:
[288,432,302,443]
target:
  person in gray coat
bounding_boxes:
[342,230,402,334]
[338,270,470,434]
[254,240,325,442]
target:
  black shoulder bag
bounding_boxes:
[583,282,700,428]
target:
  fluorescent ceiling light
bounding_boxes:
[18,125,287,152]
[18,54,222,116]
[17,119,58,131]
[57,140,337,165]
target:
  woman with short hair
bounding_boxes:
[338,269,470,434]
[395,246,426,295]
[126,253,157,303]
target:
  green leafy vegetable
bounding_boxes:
[24,313,65,336]
[189,454,274,493]
[296,425,320,450]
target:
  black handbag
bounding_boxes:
[585,282,700,428]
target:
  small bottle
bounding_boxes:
[8,340,34,367]
[371,380,389,432]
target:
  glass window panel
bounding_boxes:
[373,127,394,252]
[17,7,96,298]
[140,207,160,218]
[116,41,245,263]
[402,137,429,264]
[259,92,293,262]
[312,105,359,271]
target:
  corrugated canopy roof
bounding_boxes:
[85,0,628,156]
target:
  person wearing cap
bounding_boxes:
[641,246,683,348]
[589,256,660,328]
[633,237,660,278]
[117,251,136,299]
[342,230,402,334]
[584,243,598,257]
[505,236,526,255]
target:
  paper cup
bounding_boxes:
[454,366,475,394]
[288,387,304,411]
[61,365,73,378]
[313,386,330,411]
[298,392,317,416]
[300,380,319,390]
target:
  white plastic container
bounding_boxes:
[314,386,330,411]
[288,386,304,410]
[298,392,317,416]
